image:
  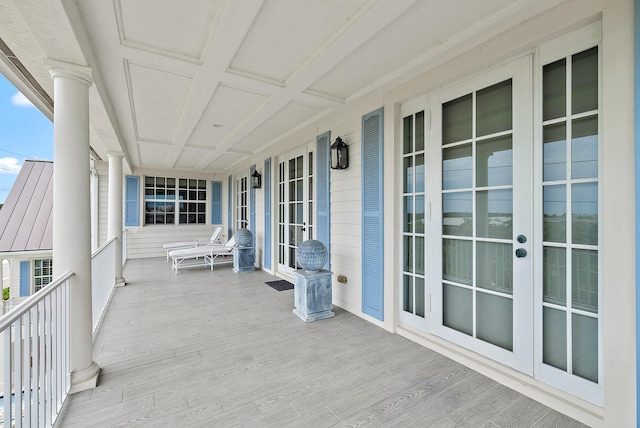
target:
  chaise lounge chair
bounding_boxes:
[168,236,236,274]
[162,226,223,261]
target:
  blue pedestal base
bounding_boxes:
[233,246,255,273]
[292,269,334,322]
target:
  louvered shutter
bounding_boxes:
[316,131,331,270]
[362,108,384,320]
[20,260,30,297]
[264,158,272,269]
[211,181,222,224]
[227,175,233,238]
[124,176,139,226]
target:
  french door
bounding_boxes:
[277,147,314,274]
[430,57,533,372]
[401,34,602,404]
[235,175,248,230]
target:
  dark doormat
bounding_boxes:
[265,280,294,291]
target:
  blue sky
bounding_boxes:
[0,75,53,203]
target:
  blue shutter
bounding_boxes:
[250,165,256,247]
[124,176,140,226]
[19,260,30,297]
[264,158,272,269]
[316,131,331,270]
[362,107,384,320]
[227,175,233,238]
[211,181,222,224]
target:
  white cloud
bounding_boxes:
[0,158,22,174]
[11,91,34,108]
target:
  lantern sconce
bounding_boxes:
[330,136,348,170]
[251,169,262,189]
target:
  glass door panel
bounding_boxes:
[441,78,515,352]
[277,148,313,273]
[541,46,600,387]
[402,111,427,323]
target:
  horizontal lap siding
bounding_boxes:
[96,161,109,247]
[125,225,222,259]
[254,167,264,269]
[327,122,363,316]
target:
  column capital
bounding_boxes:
[45,58,93,86]
[107,152,125,159]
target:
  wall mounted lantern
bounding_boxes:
[330,137,348,170]
[251,169,262,189]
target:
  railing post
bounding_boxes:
[108,153,126,286]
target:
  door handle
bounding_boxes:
[515,248,527,258]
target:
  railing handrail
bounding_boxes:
[0,271,74,332]
[92,236,117,258]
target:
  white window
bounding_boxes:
[34,258,52,293]
[144,176,206,225]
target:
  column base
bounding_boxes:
[293,308,335,322]
[69,361,100,394]
[115,277,126,287]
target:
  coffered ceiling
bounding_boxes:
[0,0,568,175]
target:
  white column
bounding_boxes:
[47,59,99,393]
[108,153,125,285]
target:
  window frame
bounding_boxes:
[34,258,53,293]
[143,175,207,226]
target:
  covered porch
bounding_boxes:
[56,258,586,427]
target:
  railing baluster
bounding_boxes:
[31,305,39,426]
[23,310,31,427]
[64,281,70,394]
[51,289,58,417]
[56,287,62,413]
[14,318,22,428]
[45,294,52,427]
[4,326,12,427]
[39,298,45,426]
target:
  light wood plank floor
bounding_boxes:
[56,258,589,427]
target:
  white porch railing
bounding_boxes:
[0,271,72,427]
[91,237,117,335]
[0,237,120,427]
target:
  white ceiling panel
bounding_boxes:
[228,0,375,85]
[128,62,193,142]
[0,0,569,175]
[237,101,324,152]
[174,146,215,171]
[116,0,222,62]
[306,0,515,101]
[138,142,172,167]
[205,152,246,172]
[187,84,270,149]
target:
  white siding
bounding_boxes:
[96,161,109,247]
[125,224,224,259]
[254,170,264,270]
[328,124,363,317]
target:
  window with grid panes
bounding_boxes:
[34,258,52,293]
[144,176,206,225]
